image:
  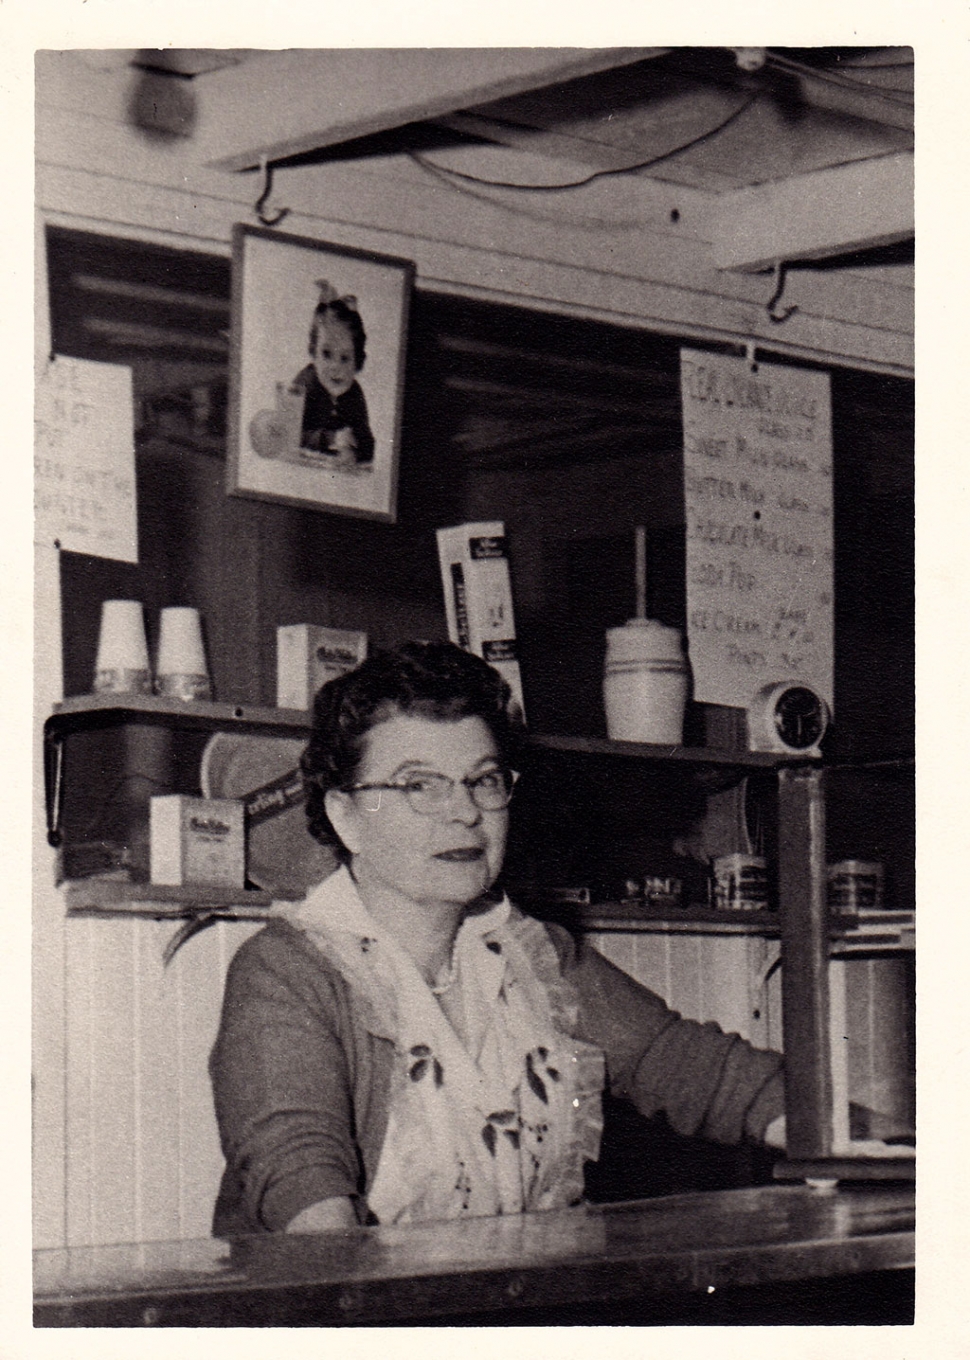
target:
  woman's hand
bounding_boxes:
[285,1196,359,1234]
[763,1115,787,1150]
[762,1109,915,1155]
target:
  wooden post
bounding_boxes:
[777,764,832,1160]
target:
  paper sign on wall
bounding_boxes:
[34,355,138,563]
[681,349,833,710]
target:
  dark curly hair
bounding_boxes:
[308,299,367,372]
[301,640,524,860]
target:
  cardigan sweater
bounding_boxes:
[209,911,784,1236]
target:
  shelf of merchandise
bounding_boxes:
[527,731,790,769]
[44,692,312,740]
[61,878,281,921]
[47,698,911,950]
[44,696,915,1181]
[540,900,914,954]
[44,697,805,920]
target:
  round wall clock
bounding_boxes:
[747,681,830,756]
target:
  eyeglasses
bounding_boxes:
[347,767,518,816]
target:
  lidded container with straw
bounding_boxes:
[602,526,690,745]
[603,619,690,744]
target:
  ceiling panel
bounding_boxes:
[435,48,913,193]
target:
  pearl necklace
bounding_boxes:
[428,946,459,996]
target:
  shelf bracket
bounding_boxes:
[43,727,65,847]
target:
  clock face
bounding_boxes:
[773,685,828,750]
[747,680,830,754]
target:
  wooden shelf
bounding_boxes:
[47,698,816,770]
[47,693,311,739]
[540,901,779,934]
[774,1153,915,1183]
[537,900,914,951]
[63,878,281,920]
[830,924,915,955]
[59,877,915,951]
[527,731,813,770]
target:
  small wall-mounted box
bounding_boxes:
[149,795,245,888]
[276,625,368,711]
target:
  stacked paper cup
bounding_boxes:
[155,607,213,701]
[93,600,152,695]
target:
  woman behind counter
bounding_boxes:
[210,641,786,1236]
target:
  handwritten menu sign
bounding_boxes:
[34,356,138,563]
[681,349,833,710]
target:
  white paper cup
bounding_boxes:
[155,607,212,701]
[94,599,152,695]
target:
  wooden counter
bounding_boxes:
[35,1182,914,1327]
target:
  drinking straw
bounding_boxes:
[634,525,647,620]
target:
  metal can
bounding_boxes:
[712,853,769,911]
[827,860,884,915]
[642,875,683,906]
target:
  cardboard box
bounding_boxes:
[276,625,368,710]
[435,521,526,720]
[150,795,245,888]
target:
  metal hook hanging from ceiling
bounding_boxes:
[254,155,290,227]
[766,261,798,325]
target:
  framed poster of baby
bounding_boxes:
[227,224,415,521]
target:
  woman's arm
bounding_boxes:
[210,922,368,1234]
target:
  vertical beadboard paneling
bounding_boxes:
[744,937,781,1051]
[666,934,704,1024]
[697,936,749,1036]
[33,543,68,1249]
[845,957,874,1121]
[585,931,636,976]
[174,924,216,1238]
[844,956,914,1124]
[89,918,139,1244]
[133,920,183,1244]
[829,959,852,1148]
[629,933,672,1001]
[870,957,915,1124]
[32,875,67,1249]
[60,911,266,1248]
[583,930,763,1044]
[765,952,785,1054]
[64,917,95,1245]
[172,918,264,1240]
